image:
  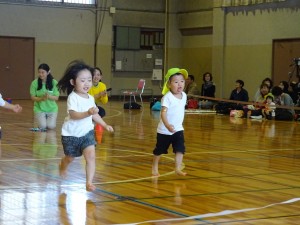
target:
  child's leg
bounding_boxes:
[59,155,74,177]
[175,152,186,176]
[83,145,96,192]
[152,154,161,176]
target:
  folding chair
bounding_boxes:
[123,79,145,107]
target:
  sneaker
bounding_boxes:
[250,115,263,120]
[29,128,47,132]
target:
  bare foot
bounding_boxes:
[86,183,96,192]
[59,162,67,178]
[152,168,160,176]
[175,170,187,176]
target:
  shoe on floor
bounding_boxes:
[250,115,263,119]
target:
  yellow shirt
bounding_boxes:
[88,82,108,105]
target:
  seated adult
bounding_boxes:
[253,77,273,101]
[88,67,108,117]
[184,74,200,98]
[290,79,300,103]
[245,83,270,118]
[279,80,295,102]
[272,86,295,121]
[199,72,216,109]
[229,79,249,110]
[215,79,248,114]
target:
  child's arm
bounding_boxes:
[161,106,175,133]
[92,114,114,132]
[0,94,22,113]
[69,107,99,120]
[2,102,22,113]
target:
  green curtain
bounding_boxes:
[222,0,286,7]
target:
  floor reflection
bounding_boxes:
[32,130,58,158]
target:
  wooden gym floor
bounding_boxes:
[0,99,300,225]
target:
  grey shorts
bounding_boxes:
[61,130,96,157]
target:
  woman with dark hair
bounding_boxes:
[279,80,289,93]
[246,83,270,119]
[272,86,295,121]
[254,77,273,101]
[199,72,216,109]
[278,80,295,101]
[30,63,59,130]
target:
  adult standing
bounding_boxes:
[30,63,59,130]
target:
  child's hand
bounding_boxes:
[167,124,176,133]
[88,107,99,115]
[105,125,114,132]
[12,104,22,113]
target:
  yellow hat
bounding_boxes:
[162,68,188,95]
[264,93,274,100]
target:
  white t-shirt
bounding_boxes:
[0,94,5,107]
[61,91,96,137]
[157,91,187,135]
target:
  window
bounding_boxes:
[1,0,96,5]
[38,0,95,4]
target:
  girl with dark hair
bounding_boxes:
[57,60,114,192]
[278,80,289,93]
[30,63,59,130]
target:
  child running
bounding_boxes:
[57,60,114,192]
[152,68,188,177]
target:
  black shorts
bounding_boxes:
[153,131,185,156]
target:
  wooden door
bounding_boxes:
[272,38,300,87]
[0,36,34,99]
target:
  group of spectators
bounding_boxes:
[225,77,299,121]
[184,72,300,121]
